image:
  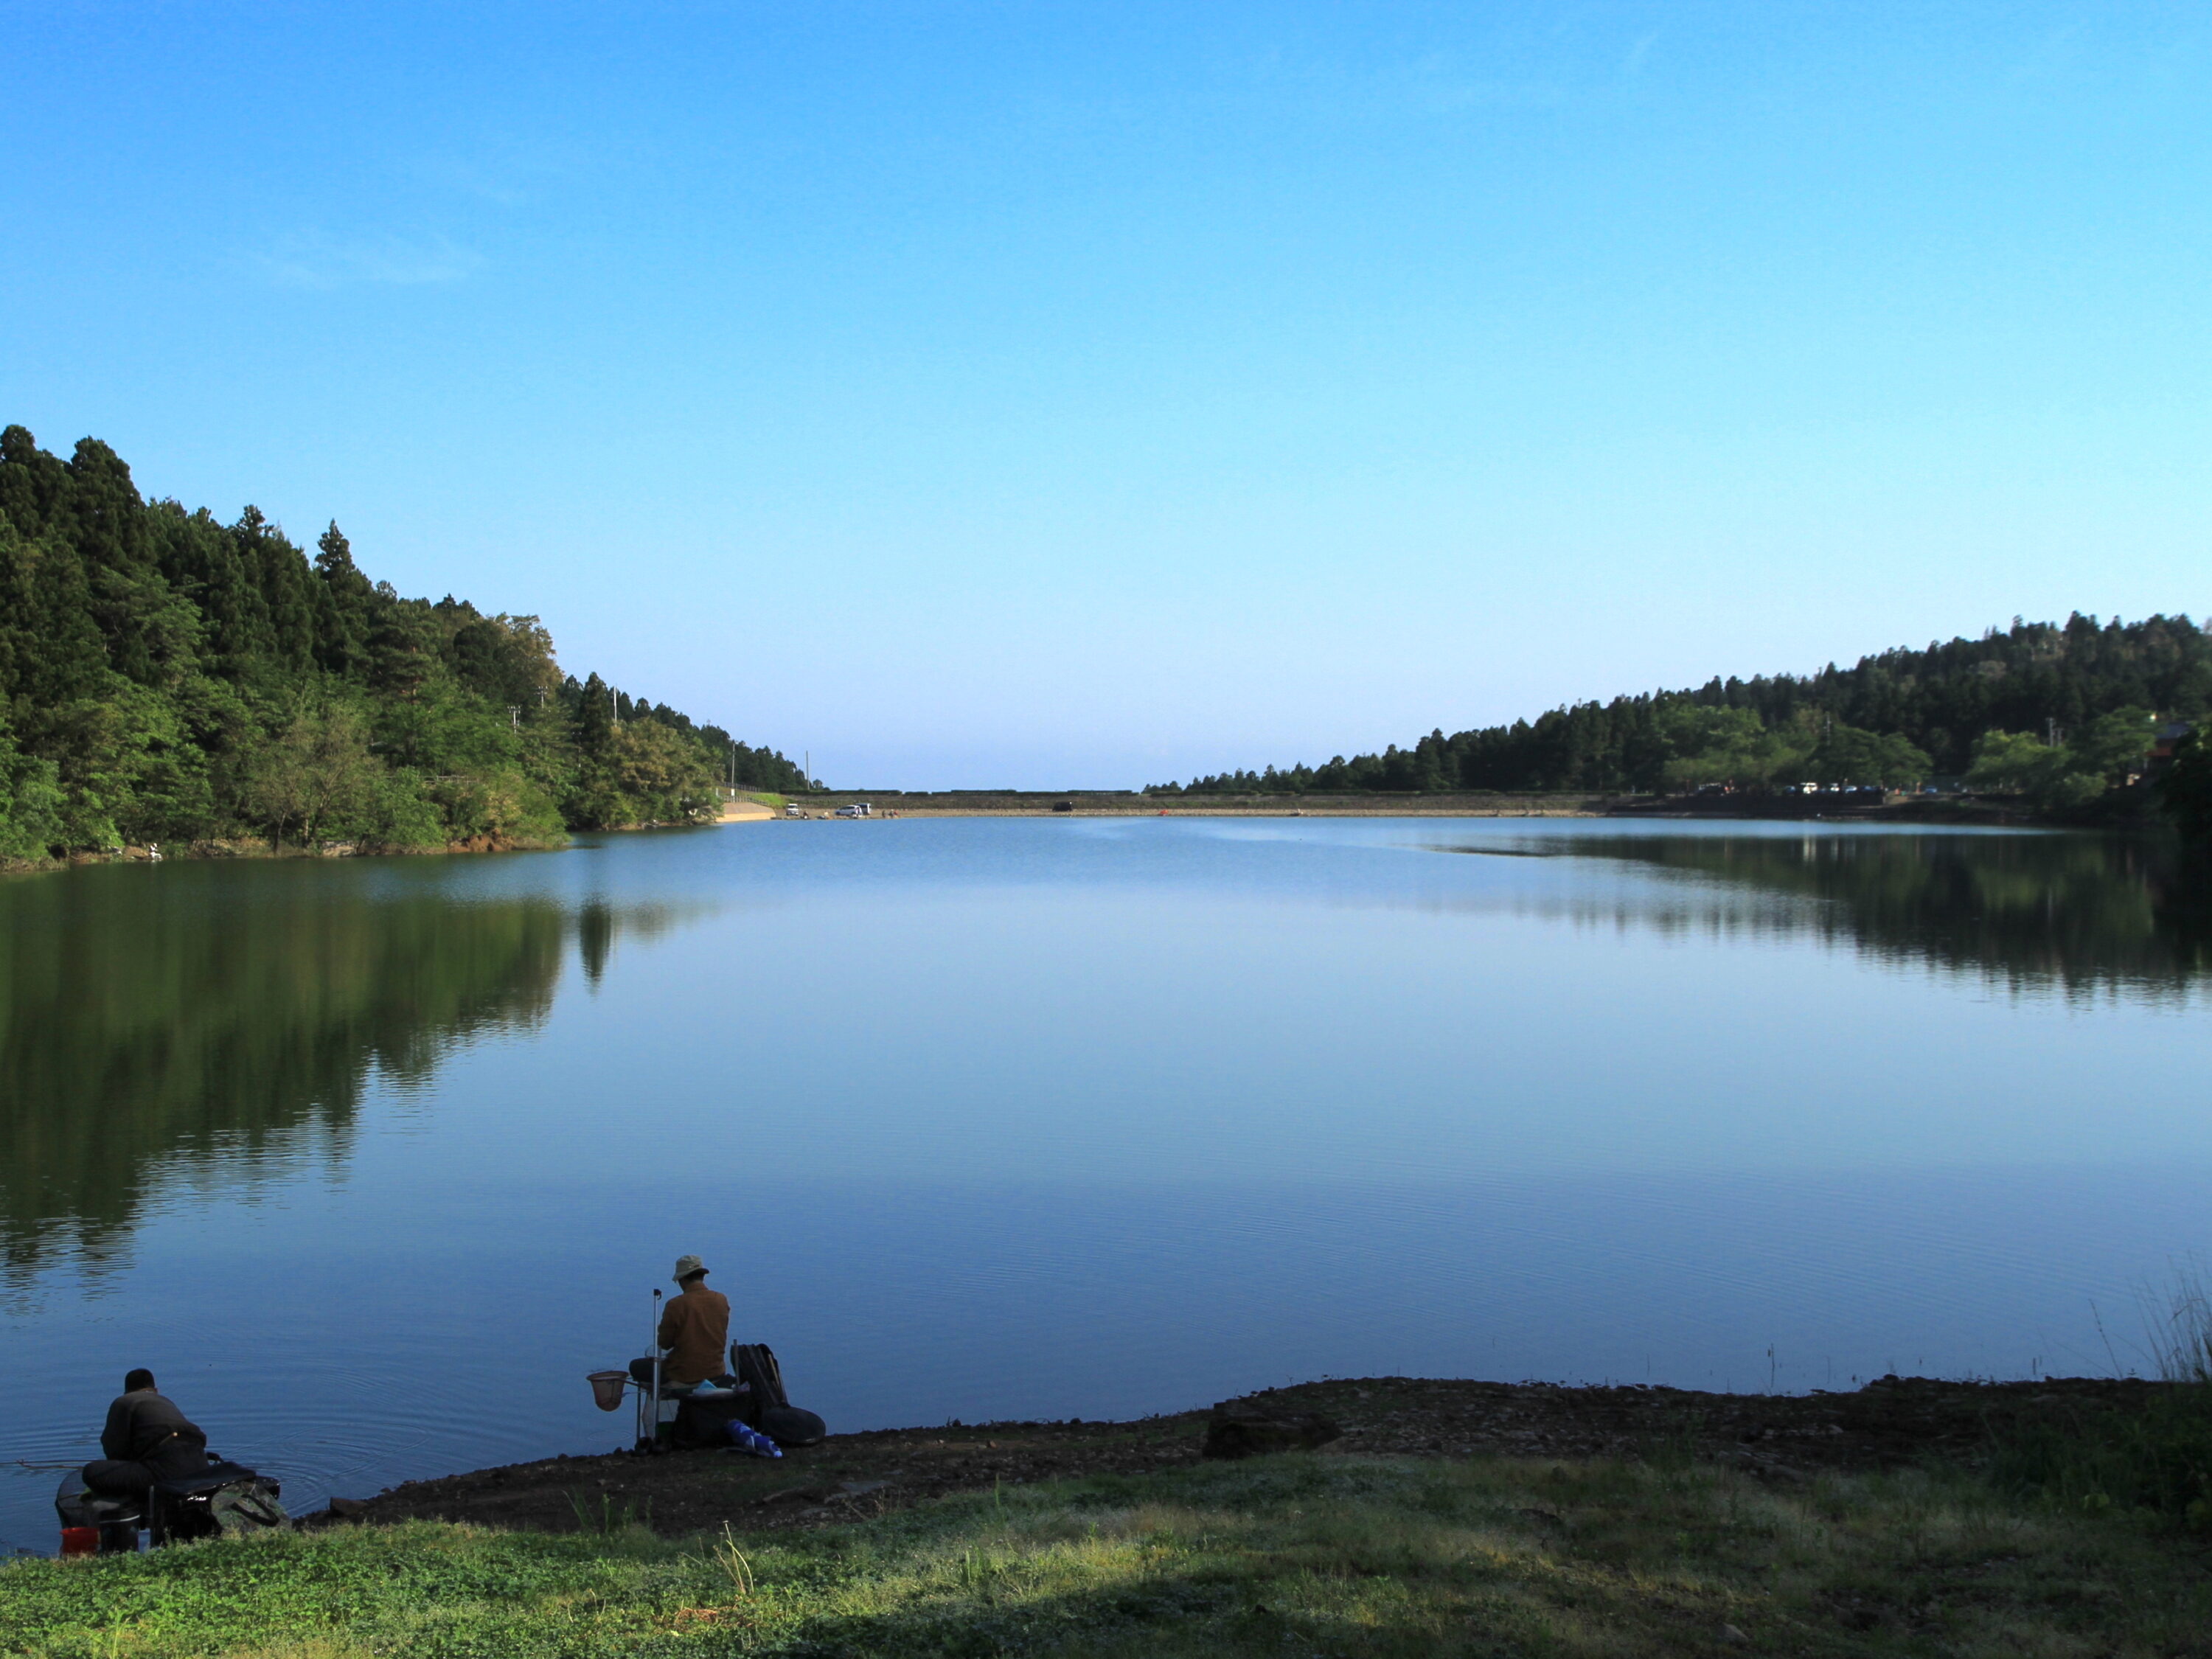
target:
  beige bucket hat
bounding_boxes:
[673,1254,708,1283]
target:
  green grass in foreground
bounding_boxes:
[4,1453,2208,1658]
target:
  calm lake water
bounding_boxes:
[4,816,2208,1549]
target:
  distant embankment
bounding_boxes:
[797,791,1624,817]
[793,790,2031,822]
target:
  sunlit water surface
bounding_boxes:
[3,817,2208,1548]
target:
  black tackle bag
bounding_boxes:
[672,1392,751,1450]
[731,1342,827,1447]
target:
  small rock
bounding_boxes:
[325,1497,370,1519]
[1719,1624,1750,1644]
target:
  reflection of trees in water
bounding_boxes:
[0,866,686,1280]
[1455,832,2210,998]
[578,900,616,986]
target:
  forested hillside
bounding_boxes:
[1157,613,2210,808]
[0,426,807,862]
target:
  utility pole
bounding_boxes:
[508,705,521,732]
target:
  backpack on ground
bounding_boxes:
[209,1479,289,1537]
[730,1343,827,1447]
[151,1461,285,1543]
[731,1343,787,1413]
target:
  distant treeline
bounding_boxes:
[1154,613,2212,813]
[0,426,809,861]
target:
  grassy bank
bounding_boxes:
[8,1447,2210,1658]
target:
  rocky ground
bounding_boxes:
[341,1372,2158,1537]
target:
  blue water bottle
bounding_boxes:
[727,1421,783,1458]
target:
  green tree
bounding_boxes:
[2069,706,2158,786]
[448,613,559,708]
[1655,705,1808,790]
[366,591,437,699]
[1966,730,2056,793]
[38,683,210,847]
[574,672,614,754]
[611,719,718,819]
[357,768,448,851]
[234,507,316,672]
[1807,723,1932,787]
[313,521,375,675]
[237,701,381,847]
[431,765,566,846]
[2161,732,2212,849]
[1966,730,2101,809]
[0,715,64,862]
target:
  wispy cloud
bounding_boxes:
[254,229,484,289]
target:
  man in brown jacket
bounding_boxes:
[656,1255,731,1387]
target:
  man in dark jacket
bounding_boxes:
[84,1368,209,1498]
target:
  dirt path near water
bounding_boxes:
[335,1373,2155,1539]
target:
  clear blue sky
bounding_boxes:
[4,3,2206,787]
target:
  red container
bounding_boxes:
[59,1526,97,1558]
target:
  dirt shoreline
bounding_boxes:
[341,1373,2158,1538]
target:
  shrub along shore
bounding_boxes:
[7,1374,2208,1657]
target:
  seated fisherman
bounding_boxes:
[84,1368,209,1498]
[656,1254,731,1388]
